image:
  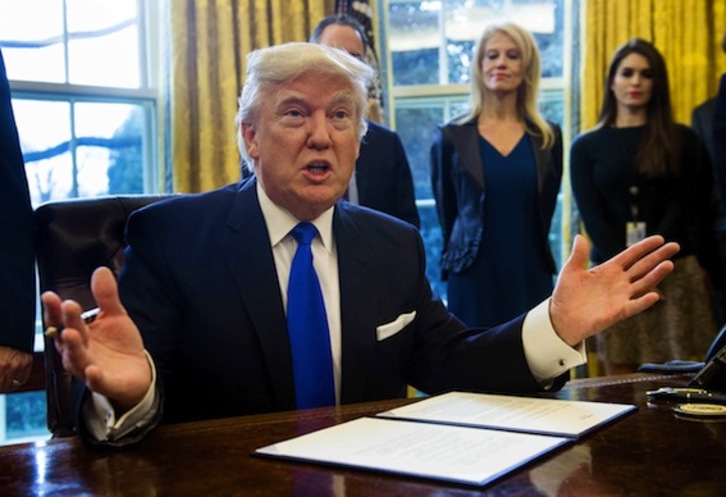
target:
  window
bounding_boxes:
[379,0,572,301]
[0,0,160,445]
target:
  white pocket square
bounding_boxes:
[376,311,417,341]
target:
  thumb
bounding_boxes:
[90,267,127,317]
[564,234,590,272]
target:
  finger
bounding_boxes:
[609,235,668,270]
[621,291,662,320]
[628,260,675,298]
[0,366,13,391]
[60,300,89,347]
[41,291,64,329]
[624,241,680,282]
[58,327,91,379]
[13,360,33,386]
[90,267,127,318]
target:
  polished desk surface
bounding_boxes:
[1,373,725,496]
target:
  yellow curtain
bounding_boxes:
[169,0,332,193]
[581,0,726,130]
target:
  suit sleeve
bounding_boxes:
[390,131,421,228]
[715,75,726,208]
[0,49,35,352]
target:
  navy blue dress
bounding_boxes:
[447,135,554,327]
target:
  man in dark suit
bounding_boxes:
[310,14,420,228]
[0,48,35,392]
[42,42,678,447]
[692,33,726,326]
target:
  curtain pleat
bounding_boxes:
[169,0,331,193]
[581,0,726,130]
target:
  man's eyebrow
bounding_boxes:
[272,89,357,111]
[274,92,308,108]
[328,91,357,107]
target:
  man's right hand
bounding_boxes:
[41,267,152,412]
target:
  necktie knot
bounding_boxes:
[291,222,318,246]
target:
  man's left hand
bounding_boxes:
[550,234,680,346]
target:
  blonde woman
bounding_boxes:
[431,22,562,327]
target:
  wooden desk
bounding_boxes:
[1,374,725,496]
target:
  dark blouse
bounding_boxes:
[570,124,713,264]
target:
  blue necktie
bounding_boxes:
[287,223,335,408]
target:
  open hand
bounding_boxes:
[550,235,680,346]
[41,267,152,411]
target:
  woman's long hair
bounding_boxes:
[456,22,555,149]
[597,38,679,177]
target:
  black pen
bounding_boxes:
[647,387,726,404]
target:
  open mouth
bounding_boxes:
[306,162,330,175]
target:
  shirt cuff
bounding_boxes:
[522,298,587,384]
[83,350,160,442]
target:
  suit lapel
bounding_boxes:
[447,122,486,191]
[220,180,295,410]
[334,205,380,404]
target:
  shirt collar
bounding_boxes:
[256,180,334,254]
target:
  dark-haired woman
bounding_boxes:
[571,39,717,375]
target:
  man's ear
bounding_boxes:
[241,123,259,160]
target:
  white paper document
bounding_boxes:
[377,391,637,438]
[254,416,570,487]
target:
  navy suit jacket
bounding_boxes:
[714,75,726,222]
[106,178,558,434]
[693,97,726,216]
[355,121,420,228]
[0,49,35,352]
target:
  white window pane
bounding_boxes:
[69,26,140,87]
[75,103,144,195]
[0,0,65,82]
[67,0,140,87]
[388,0,563,85]
[12,100,72,206]
[66,0,137,32]
[388,1,441,86]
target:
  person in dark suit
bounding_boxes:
[0,48,35,392]
[716,74,726,197]
[691,33,726,327]
[309,14,420,228]
[41,42,678,447]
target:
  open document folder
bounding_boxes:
[377,391,637,438]
[253,391,636,488]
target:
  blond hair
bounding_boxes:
[457,22,555,149]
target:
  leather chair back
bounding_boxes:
[35,194,177,437]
